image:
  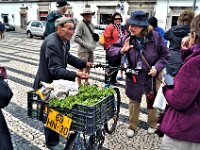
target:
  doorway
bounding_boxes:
[100,14,112,24]
[20,13,27,29]
[171,16,178,26]
[1,14,8,23]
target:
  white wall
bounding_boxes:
[0,3,38,26]
[24,3,39,22]
[1,0,199,27]
[155,0,168,30]
[0,3,21,26]
[155,0,200,30]
[50,1,128,25]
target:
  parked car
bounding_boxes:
[5,23,15,31]
[26,20,46,39]
[94,24,107,36]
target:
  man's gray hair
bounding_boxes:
[55,17,74,28]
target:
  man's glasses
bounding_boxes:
[114,18,122,21]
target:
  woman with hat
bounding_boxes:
[74,5,97,86]
[107,10,170,137]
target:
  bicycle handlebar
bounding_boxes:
[93,63,139,75]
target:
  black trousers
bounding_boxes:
[0,109,13,150]
[45,127,78,149]
[44,127,60,147]
[105,59,120,84]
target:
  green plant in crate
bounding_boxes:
[49,85,115,109]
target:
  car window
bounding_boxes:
[35,22,42,27]
[27,21,31,26]
[31,21,36,27]
[41,21,46,26]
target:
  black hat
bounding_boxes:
[56,0,69,8]
[128,10,148,27]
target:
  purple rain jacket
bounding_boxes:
[107,31,170,102]
[160,45,200,143]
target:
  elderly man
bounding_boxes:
[73,5,97,86]
[33,17,92,150]
[44,0,69,37]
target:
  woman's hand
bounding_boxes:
[148,66,157,77]
[120,37,134,54]
[181,36,190,49]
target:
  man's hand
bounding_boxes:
[148,66,157,77]
[76,71,89,79]
[86,62,93,68]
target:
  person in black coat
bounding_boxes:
[0,66,13,150]
[33,17,92,150]
[164,10,194,76]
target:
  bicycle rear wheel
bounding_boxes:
[104,87,121,134]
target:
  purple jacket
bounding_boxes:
[160,45,200,143]
[107,31,169,102]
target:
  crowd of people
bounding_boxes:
[1,0,200,149]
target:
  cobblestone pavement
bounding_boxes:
[0,33,162,150]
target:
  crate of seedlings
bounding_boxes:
[49,85,115,135]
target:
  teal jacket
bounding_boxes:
[44,11,62,37]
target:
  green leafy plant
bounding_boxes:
[49,85,114,109]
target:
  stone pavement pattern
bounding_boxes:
[0,33,162,150]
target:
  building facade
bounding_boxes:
[0,0,199,30]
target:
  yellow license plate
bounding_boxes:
[45,109,72,138]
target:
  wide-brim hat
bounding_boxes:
[80,7,95,16]
[128,10,148,27]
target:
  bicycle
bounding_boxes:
[27,63,129,150]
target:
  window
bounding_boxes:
[35,22,42,27]
[31,21,36,27]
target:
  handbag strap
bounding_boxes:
[141,53,151,69]
[83,20,93,36]
[141,52,162,86]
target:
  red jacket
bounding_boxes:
[104,24,121,50]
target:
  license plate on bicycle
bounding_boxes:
[45,109,72,138]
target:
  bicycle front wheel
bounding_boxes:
[104,87,121,134]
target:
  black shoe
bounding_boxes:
[47,143,65,150]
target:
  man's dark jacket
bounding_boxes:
[43,11,62,37]
[164,25,190,76]
[33,32,86,89]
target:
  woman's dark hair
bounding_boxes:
[190,14,200,44]
[148,16,158,28]
[111,12,123,24]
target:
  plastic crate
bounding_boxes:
[52,95,115,135]
[27,91,48,122]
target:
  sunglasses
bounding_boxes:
[114,18,122,20]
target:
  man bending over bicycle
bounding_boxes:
[33,17,92,150]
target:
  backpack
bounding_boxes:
[99,24,115,46]
[99,33,105,46]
